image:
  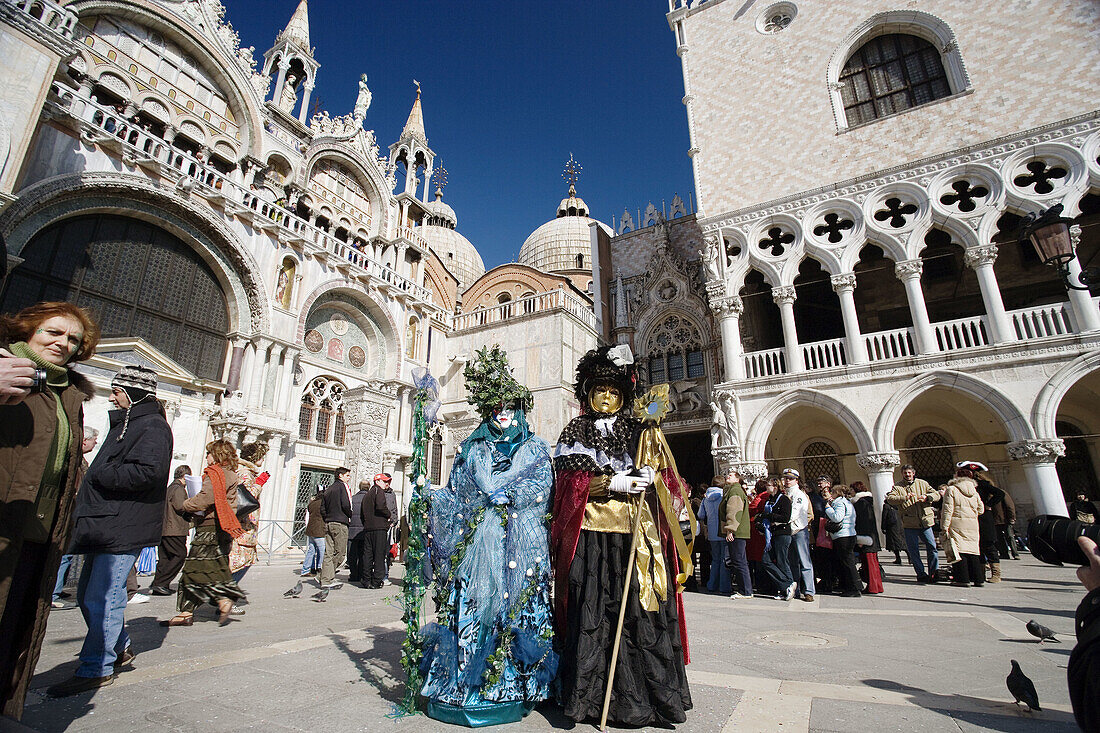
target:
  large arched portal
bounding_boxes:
[1053,368,1100,504]
[890,387,1016,503]
[1,214,230,380]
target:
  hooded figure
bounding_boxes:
[550,344,692,728]
[419,346,556,727]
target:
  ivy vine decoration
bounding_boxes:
[463,345,533,420]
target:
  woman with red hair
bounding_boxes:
[0,302,98,717]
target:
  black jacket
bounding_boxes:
[69,400,174,554]
[1070,587,1100,732]
[762,493,792,535]
[349,489,368,539]
[360,484,391,531]
[320,480,351,525]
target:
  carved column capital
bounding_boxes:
[1007,439,1065,464]
[1070,223,1082,251]
[711,295,743,317]
[771,285,797,306]
[895,259,924,280]
[830,272,857,293]
[734,461,770,485]
[712,445,742,473]
[856,451,901,473]
[964,245,998,269]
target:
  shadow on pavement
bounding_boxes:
[21,616,169,732]
[328,624,406,705]
[884,595,1076,619]
[862,678,1079,731]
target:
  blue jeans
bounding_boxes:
[300,536,325,574]
[789,529,816,596]
[725,537,752,596]
[707,539,731,593]
[53,554,74,601]
[904,527,939,577]
[761,533,794,593]
[76,551,138,678]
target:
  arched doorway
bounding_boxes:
[1055,421,1099,502]
[1,214,231,380]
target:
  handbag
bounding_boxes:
[824,519,843,534]
[235,485,260,520]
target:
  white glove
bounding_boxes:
[609,467,654,495]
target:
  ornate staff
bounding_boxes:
[397,367,441,715]
[599,384,692,731]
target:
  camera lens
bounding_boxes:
[1028,515,1100,566]
[30,368,48,392]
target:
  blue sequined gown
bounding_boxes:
[420,414,557,727]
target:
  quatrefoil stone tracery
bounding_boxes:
[874,197,919,228]
[939,180,989,212]
[759,226,795,256]
[1013,160,1068,195]
[813,212,855,243]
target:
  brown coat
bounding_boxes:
[181,465,239,528]
[886,478,940,529]
[941,477,984,559]
[305,495,325,538]
[0,369,94,718]
[161,478,190,537]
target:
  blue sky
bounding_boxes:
[223,0,694,268]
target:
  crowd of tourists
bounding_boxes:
[0,300,1097,732]
[689,461,1032,602]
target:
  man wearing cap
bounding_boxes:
[886,464,942,584]
[48,365,173,697]
[783,468,816,602]
[359,474,392,589]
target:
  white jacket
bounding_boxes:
[788,486,811,533]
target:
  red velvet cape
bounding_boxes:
[550,468,690,665]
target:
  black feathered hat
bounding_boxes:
[574,344,643,410]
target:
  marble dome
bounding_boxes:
[518,188,612,274]
[422,224,485,292]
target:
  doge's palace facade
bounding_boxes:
[660,0,1100,519]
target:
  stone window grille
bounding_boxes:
[801,441,840,484]
[839,33,950,126]
[905,431,954,488]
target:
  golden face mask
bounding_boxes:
[588,383,623,414]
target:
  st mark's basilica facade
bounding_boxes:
[0,0,1097,548]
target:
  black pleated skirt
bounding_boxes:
[557,529,692,727]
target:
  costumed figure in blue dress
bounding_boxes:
[420,345,557,727]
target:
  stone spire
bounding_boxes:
[400,80,427,144]
[277,0,312,54]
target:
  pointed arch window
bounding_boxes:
[839,33,950,126]
[300,377,346,445]
[801,441,841,484]
[645,314,706,385]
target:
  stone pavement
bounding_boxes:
[14,554,1086,733]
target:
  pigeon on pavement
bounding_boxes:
[1025,619,1059,643]
[283,581,302,598]
[312,588,329,603]
[1007,659,1041,711]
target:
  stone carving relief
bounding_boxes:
[709,390,738,450]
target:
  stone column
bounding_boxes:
[246,338,271,410]
[1067,225,1100,332]
[298,80,314,124]
[831,272,866,364]
[342,385,397,485]
[225,338,246,391]
[1008,439,1069,517]
[857,451,901,543]
[772,285,803,372]
[711,295,745,380]
[273,58,290,104]
[277,348,299,414]
[964,245,1015,344]
[263,344,286,410]
[894,259,938,354]
[421,161,433,203]
[76,76,95,116]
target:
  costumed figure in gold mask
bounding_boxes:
[550,344,693,727]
